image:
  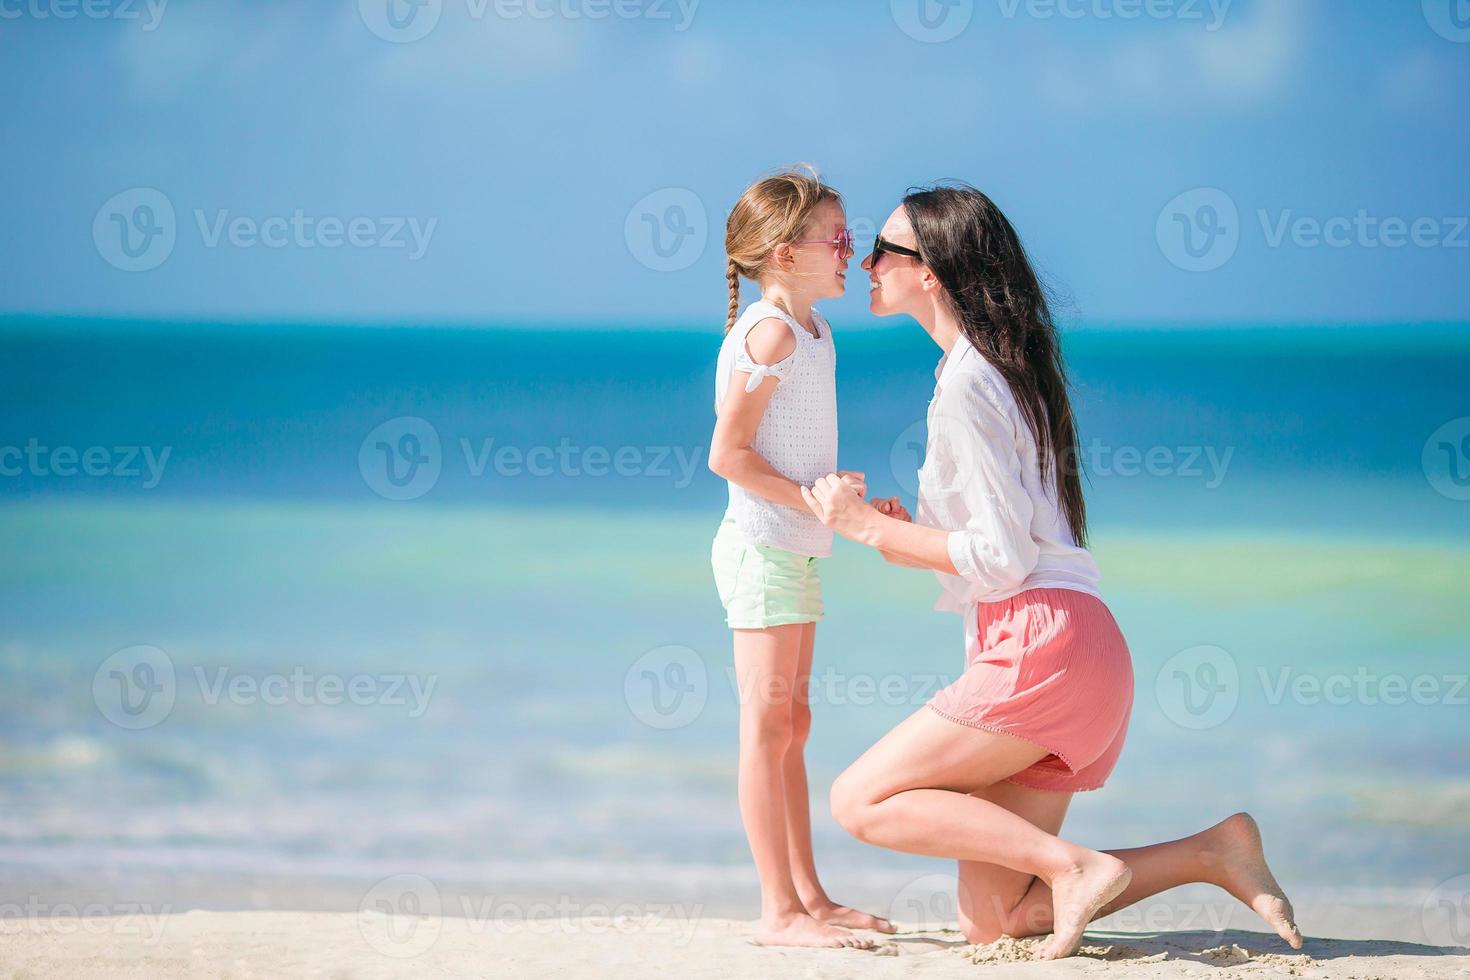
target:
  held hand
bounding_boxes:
[872,496,912,523]
[801,473,876,541]
[836,470,867,498]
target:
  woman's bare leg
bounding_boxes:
[953,781,1073,944]
[829,707,1131,959]
[973,807,1302,948]
[734,625,872,949]
[781,623,895,933]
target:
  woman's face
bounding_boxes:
[861,206,927,317]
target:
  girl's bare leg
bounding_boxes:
[781,623,895,933]
[734,625,872,949]
[829,707,1131,959]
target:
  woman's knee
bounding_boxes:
[956,871,1049,944]
[958,890,1023,945]
[828,766,877,840]
[961,907,1047,943]
[958,913,1006,946]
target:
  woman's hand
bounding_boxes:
[805,476,956,573]
[801,473,882,542]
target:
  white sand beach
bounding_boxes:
[4,910,1468,980]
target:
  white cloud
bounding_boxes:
[1185,0,1308,103]
[113,8,237,100]
[668,35,721,84]
[1377,46,1457,112]
[112,1,588,104]
[1033,0,1313,114]
[346,2,589,90]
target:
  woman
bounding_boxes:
[801,185,1302,960]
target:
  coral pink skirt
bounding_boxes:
[927,587,1134,792]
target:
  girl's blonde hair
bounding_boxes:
[724,166,842,332]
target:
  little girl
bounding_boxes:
[708,168,897,949]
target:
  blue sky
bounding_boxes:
[2,0,1467,326]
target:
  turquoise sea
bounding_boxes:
[1,318,1467,935]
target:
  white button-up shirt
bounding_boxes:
[913,334,1102,613]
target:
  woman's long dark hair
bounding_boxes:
[903,184,1089,547]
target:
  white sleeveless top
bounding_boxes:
[714,299,838,558]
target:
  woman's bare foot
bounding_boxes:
[1036,853,1133,960]
[752,911,876,949]
[805,900,897,933]
[1201,812,1303,949]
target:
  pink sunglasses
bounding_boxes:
[793,227,855,258]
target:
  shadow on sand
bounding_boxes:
[1079,928,1463,963]
[881,926,1466,966]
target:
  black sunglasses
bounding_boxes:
[867,235,922,267]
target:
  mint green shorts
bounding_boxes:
[710,517,823,629]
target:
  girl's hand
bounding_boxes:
[836,470,866,498]
[801,473,877,541]
[872,496,911,523]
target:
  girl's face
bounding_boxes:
[786,200,851,300]
[862,206,927,318]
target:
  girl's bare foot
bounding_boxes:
[1201,812,1303,949]
[753,911,876,949]
[806,900,897,933]
[1037,853,1132,960]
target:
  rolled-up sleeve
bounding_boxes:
[938,375,1041,594]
